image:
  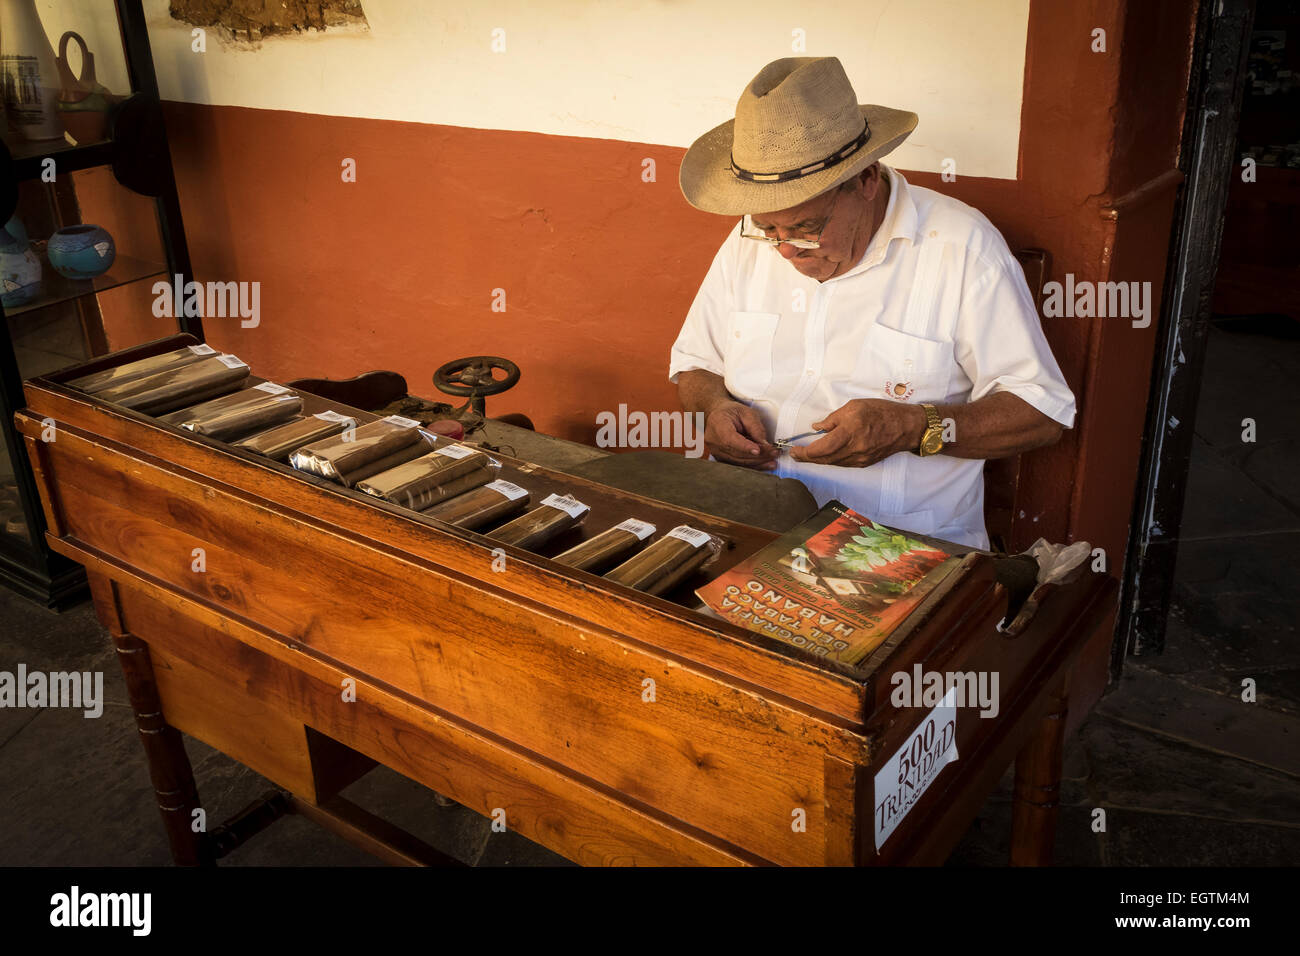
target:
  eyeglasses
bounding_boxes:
[739,187,843,250]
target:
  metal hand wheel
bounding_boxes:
[432,356,520,417]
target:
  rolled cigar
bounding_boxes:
[68,344,216,394]
[604,525,720,595]
[413,465,497,508]
[188,394,302,440]
[234,410,354,462]
[645,545,718,596]
[157,385,269,425]
[422,479,530,529]
[359,460,497,512]
[356,445,495,510]
[486,493,590,550]
[290,415,424,482]
[336,439,437,487]
[97,354,251,414]
[552,518,656,573]
[158,382,287,424]
[159,383,303,440]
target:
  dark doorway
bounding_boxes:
[1119,0,1299,718]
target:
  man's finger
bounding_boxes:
[735,407,776,453]
[792,427,851,462]
[712,431,764,459]
[709,425,771,462]
[712,448,776,469]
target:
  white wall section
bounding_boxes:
[36,0,1029,178]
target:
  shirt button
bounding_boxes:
[929,230,938,238]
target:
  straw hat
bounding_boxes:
[679,57,918,216]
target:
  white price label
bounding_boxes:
[541,494,590,519]
[188,344,217,356]
[381,414,421,429]
[434,443,475,459]
[215,354,248,369]
[485,480,528,501]
[314,410,354,424]
[615,518,656,541]
[873,688,959,850]
[667,526,710,548]
[253,381,290,395]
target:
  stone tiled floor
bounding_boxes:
[0,318,1294,867]
[950,316,1300,866]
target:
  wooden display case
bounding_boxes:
[13,334,1117,866]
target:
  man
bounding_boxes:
[670,57,1076,549]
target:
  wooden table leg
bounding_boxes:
[114,631,214,866]
[1010,686,1068,866]
[90,573,213,866]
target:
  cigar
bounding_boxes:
[358,459,497,512]
[159,384,303,440]
[552,518,656,573]
[336,441,435,487]
[356,445,496,510]
[486,494,591,551]
[97,354,251,414]
[604,525,720,595]
[234,410,354,462]
[290,415,425,483]
[422,479,530,529]
[68,344,216,394]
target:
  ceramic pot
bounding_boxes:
[0,213,40,306]
[56,31,116,144]
[0,0,63,141]
[2,213,28,248]
[0,244,41,307]
[47,223,115,279]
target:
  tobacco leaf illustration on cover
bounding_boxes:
[803,518,946,608]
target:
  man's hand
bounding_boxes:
[676,369,780,471]
[791,399,923,468]
[705,400,780,471]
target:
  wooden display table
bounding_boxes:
[14,335,1116,866]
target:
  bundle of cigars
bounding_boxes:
[67,346,726,595]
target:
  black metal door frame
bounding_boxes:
[1114,0,1256,666]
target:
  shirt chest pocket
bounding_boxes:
[851,323,954,404]
[723,310,780,401]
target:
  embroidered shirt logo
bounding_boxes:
[884,380,914,401]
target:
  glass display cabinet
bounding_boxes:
[0,0,200,606]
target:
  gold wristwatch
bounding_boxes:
[918,404,944,457]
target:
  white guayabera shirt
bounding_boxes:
[669,165,1076,550]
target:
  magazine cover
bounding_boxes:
[696,501,953,665]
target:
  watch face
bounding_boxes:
[922,432,944,456]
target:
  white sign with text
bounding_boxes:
[874,688,960,851]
